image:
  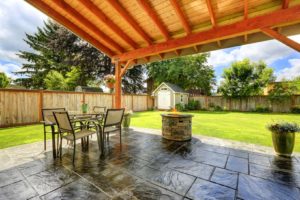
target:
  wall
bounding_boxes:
[0,89,153,127]
[191,95,300,112]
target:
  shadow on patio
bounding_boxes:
[0,128,300,199]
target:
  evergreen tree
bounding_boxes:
[16,20,145,93]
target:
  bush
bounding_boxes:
[185,100,200,110]
[213,105,223,111]
[291,106,300,113]
[175,103,186,111]
[253,106,271,113]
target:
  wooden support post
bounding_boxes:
[115,61,122,108]
[38,91,43,121]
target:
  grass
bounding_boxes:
[0,125,51,149]
[130,111,300,152]
[0,111,300,151]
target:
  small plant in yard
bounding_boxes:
[267,121,299,157]
[185,100,200,110]
[213,105,223,111]
[253,105,271,113]
[175,103,186,111]
[291,105,300,113]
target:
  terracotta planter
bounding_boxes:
[271,131,295,157]
[106,82,114,89]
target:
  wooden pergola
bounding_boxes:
[26,0,300,108]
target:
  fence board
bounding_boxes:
[0,89,153,127]
[191,95,300,112]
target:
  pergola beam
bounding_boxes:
[244,0,248,42]
[120,60,133,77]
[50,0,124,53]
[261,27,300,52]
[137,0,170,40]
[169,0,191,34]
[26,0,114,56]
[78,0,138,49]
[114,61,122,108]
[206,0,217,27]
[282,0,290,9]
[106,0,152,45]
[113,5,300,61]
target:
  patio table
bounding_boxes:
[47,112,105,159]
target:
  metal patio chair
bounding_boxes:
[42,108,65,151]
[53,111,99,163]
[101,108,125,145]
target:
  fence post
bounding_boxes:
[131,95,134,111]
[38,91,43,121]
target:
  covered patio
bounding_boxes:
[1,127,300,199]
[2,0,300,199]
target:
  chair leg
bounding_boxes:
[43,126,46,150]
[60,137,63,159]
[120,128,122,145]
[73,140,76,164]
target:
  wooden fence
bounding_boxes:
[191,95,300,112]
[0,89,154,127]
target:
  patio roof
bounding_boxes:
[25,0,300,108]
[26,0,300,66]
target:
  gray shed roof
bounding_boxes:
[153,82,188,94]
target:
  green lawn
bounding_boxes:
[130,111,300,152]
[0,111,300,151]
[0,125,51,149]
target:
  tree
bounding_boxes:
[44,70,68,90]
[218,59,274,98]
[0,72,10,88]
[16,20,145,93]
[268,82,297,104]
[147,53,215,95]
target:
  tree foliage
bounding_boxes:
[218,59,274,98]
[268,82,297,103]
[16,20,145,93]
[147,53,215,95]
[0,72,10,88]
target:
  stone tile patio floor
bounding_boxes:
[1,127,300,199]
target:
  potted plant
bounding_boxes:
[123,110,133,129]
[104,74,116,89]
[267,121,299,157]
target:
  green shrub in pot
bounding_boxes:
[266,122,299,157]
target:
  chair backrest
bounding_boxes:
[53,111,73,133]
[104,109,125,127]
[93,106,106,114]
[42,108,66,124]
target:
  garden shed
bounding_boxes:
[152,82,189,110]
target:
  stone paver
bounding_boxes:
[0,127,299,199]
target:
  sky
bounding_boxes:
[1,0,300,85]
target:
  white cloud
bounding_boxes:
[207,34,300,68]
[0,63,21,79]
[0,0,47,64]
[276,59,300,81]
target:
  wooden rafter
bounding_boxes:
[206,0,217,27]
[217,40,222,47]
[50,0,124,53]
[106,0,152,45]
[282,0,290,9]
[137,0,170,40]
[120,60,133,77]
[78,0,138,49]
[261,27,300,52]
[169,0,191,34]
[174,49,181,56]
[113,5,300,61]
[244,0,248,42]
[158,53,164,59]
[25,0,114,56]
[193,45,199,53]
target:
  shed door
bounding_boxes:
[158,90,171,109]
